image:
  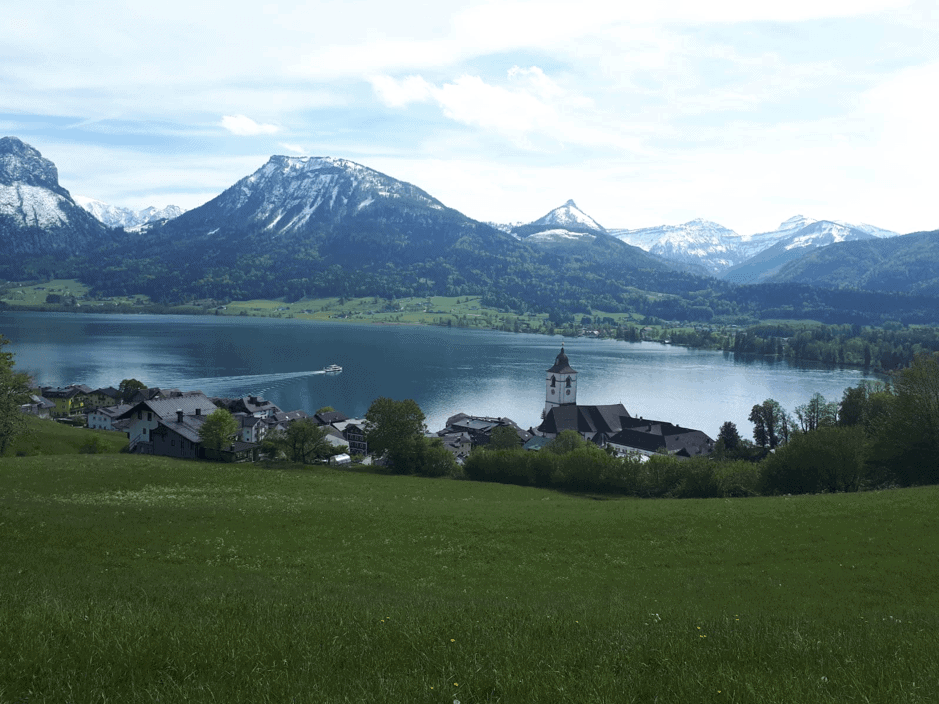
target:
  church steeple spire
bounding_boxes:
[544,344,578,417]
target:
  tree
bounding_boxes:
[489,425,522,450]
[839,380,890,431]
[118,378,148,402]
[0,335,31,455]
[282,419,332,464]
[198,408,239,453]
[545,430,587,455]
[794,392,838,433]
[365,397,426,472]
[717,421,741,451]
[749,399,786,449]
[870,354,939,486]
[315,406,336,415]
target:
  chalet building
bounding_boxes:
[89,387,122,408]
[314,410,348,426]
[267,409,310,434]
[41,385,87,418]
[19,394,55,419]
[150,410,207,460]
[331,418,368,455]
[117,393,218,453]
[441,413,532,448]
[534,345,713,458]
[88,404,132,431]
[235,413,268,443]
[213,395,281,419]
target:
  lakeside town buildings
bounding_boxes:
[22,345,713,462]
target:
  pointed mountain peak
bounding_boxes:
[514,199,606,237]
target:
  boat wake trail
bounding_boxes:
[178,370,326,397]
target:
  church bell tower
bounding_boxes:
[544,344,578,418]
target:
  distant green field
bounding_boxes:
[223,294,547,330]
[1,455,935,702]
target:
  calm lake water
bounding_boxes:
[1,311,883,438]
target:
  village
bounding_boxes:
[19,346,714,465]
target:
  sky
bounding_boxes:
[1,0,937,236]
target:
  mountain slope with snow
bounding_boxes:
[722,220,879,284]
[610,219,742,275]
[75,196,183,229]
[0,136,110,256]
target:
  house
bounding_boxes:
[150,409,208,459]
[40,385,86,418]
[265,409,310,434]
[213,395,281,418]
[89,387,122,408]
[117,393,218,453]
[314,410,348,426]
[88,404,133,431]
[438,413,531,450]
[234,412,268,443]
[331,418,369,455]
[19,394,55,419]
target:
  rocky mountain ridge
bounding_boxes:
[0,136,110,255]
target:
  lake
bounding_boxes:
[1,311,883,438]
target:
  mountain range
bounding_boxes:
[1,135,937,324]
[74,196,184,230]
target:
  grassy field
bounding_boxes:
[0,279,150,308]
[0,455,935,703]
[2,415,128,457]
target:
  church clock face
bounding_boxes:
[566,390,571,395]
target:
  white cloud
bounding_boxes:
[219,115,279,136]
[369,75,435,108]
[370,67,645,152]
[277,143,307,155]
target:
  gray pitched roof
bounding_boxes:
[537,404,631,437]
[158,414,209,443]
[117,393,217,420]
[608,422,714,457]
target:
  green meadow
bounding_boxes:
[1,455,936,703]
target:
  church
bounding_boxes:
[535,345,714,458]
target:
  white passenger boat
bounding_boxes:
[323,364,342,373]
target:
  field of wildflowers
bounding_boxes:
[0,455,936,702]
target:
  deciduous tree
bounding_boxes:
[749,399,786,449]
[198,408,239,453]
[282,419,332,464]
[0,335,31,455]
[118,378,147,402]
[365,397,426,472]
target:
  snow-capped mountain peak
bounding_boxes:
[512,199,606,238]
[0,136,109,255]
[75,196,185,229]
[609,218,742,275]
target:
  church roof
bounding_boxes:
[537,404,631,436]
[547,345,577,374]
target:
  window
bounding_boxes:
[147,412,152,421]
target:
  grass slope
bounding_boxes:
[1,455,936,702]
[3,415,128,457]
